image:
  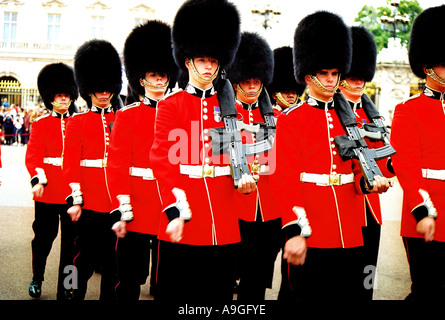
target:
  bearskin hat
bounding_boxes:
[226,32,274,86]
[172,0,241,72]
[345,26,377,82]
[37,62,78,111]
[74,39,122,107]
[293,11,352,84]
[409,5,445,79]
[123,20,178,98]
[268,46,306,97]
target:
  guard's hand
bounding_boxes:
[416,216,435,242]
[31,184,45,198]
[369,175,392,194]
[68,204,82,222]
[237,173,257,194]
[283,236,307,266]
[166,218,184,243]
[112,221,127,238]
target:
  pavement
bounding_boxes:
[0,144,411,301]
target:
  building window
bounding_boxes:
[47,13,61,43]
[3,12,17,42]
[91,15,104,39]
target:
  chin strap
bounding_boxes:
[310,74,340,93]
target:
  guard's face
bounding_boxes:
[52,93,71,113]
[279,91,298,105]
[90,91,112,107]
[141,72,169,94]
[340,76,365,102]
[186,57,219,89]
[236,78,262,105]
[306,68,339,101]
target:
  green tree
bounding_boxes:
[355,0,423,52]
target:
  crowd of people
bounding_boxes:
[10,0,445,303]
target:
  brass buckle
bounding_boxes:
[202,164,215,178]
[102,158,108,168]
[329,174,341,186]
[251,163,260,175]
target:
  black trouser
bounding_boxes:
[115,231,158,300]
[279,246,366,302]
[359,203,381,301]
[31,201,77,299]
[72,209,117,301]
[155,240,238,302]
[403,237,445,301]
[237,218,282,301]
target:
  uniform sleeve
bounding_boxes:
[62,115,82,198]
[149,98,186,215]
[25,118,45,179]
[107,109,132,207]
[270,113,309,238]
[390,102,426,211]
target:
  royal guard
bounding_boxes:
[270,11,390,301]
[338,26,395,300]
[225,31,281,300]
[107,20,178,300]
[267,46,307,114]
[25,63,78,300]
[149,0,257,301]
[63,39,122,300]
[390,4,445,300]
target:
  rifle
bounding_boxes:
[360,93,393,147]
[333,92,394,188]
[254,87,276,145]
[215,70,254,188]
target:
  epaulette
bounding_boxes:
[282,100,303,115]
[163,88,183,100]
[120,102,140,112]
[402,93,420,104]
[72,109,89,117]
[33,113,50,122]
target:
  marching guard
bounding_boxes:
[270,11,390,301]
[63,39,122,300]
[391,4,445,300]
[226,31,281,300]
[107,20,178,300]
[26,63,78,300]
[149,0,257,301]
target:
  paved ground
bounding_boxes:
[0,144,411,301]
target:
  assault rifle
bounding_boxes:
[360,93,393,147]
[333,92,395,188]
[215,71,255,188]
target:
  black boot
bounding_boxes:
[29,279,42,298]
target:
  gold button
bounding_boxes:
[204,158,210,163]
[203,101,208,107]
[203,115,208,120]
[203,108,208,113]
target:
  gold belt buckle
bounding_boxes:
[251,163,260,174]
[102,158,108,168]
[329,173,341,186]
[202,164,215,177]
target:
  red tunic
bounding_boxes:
[390,90,445,242]
[150,86,241,246]
[62,106,114,213]
[25,111,70,204]
[270,97,365,248]
[235,101,281,222]
[107,100,161,235]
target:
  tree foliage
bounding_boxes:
[355,0,423,52]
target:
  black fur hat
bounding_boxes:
[123,20,178,98]
[37,63,78,112]
[268,46,306,96]
[74,39,122,107]
[409,5,445,79]
[346,26,377,82]
[293,11,352,84]
[226,32,274,86]
[172,0,241,72]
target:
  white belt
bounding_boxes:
[80,159,107,168]
[129,166,155,180]
[180,164,232,178]
[300,172,355,186]
[43,157,62,166]
[422,168,445,180]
